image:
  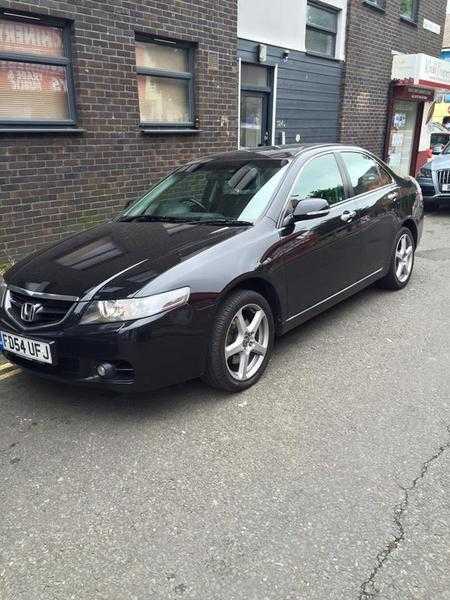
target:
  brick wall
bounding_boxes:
[0,0,238,263]
[340,0,446,157]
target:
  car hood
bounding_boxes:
[429,154,450,170]
[5,221,247,300]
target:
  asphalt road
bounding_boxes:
[1,212,449,600]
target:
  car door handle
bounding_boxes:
[340,210,356,223]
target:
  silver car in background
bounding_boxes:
[416,144,450,210]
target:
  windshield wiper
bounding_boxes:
[185,219,253,227]
[119,215,191,223]
[119,215,253,226]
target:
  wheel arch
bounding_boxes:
[219,276,284,335]
[402,218,418,247]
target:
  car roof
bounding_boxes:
[193,143,368,163]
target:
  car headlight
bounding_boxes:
[80,287,190,324]
[420,168,432,179]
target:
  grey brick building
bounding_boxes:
[0,0,238,263]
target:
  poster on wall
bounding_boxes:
[391,132,404,147]
[393,113,407,129]
[0,20,64,57]
[388,153,402,168]
[0,61,68,120]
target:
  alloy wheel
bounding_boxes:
[395,233,414,283]
[225,303,270,381]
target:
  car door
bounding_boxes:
[279,152,367,320]
[337,151,398,277]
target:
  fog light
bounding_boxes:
[97,363,116,379]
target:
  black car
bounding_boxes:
[0,144,423,393]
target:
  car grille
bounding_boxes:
[437,169,450,192]
[6,288,75,328]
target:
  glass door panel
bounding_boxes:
[387,100,418,177]
[240,92,268,148]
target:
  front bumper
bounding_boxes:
[0,303,214,392]
[416,177,450,204]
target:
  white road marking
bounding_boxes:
[0,362,14,372]
[0,368,21,381]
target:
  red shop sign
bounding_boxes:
[393,85,435,103]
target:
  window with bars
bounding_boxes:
[0,12,76,127]
[305,2,339,59]
[135,36,195,129]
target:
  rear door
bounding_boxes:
[337,151,399,277]
[280,153,366,319]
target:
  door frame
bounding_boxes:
[239,61,274,149]
[383,83,432,176]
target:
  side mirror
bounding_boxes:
[293,197,331,221]
[432,144,444,155]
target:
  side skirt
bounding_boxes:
[280,269,384,335]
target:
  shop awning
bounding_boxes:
[392,53,450,91]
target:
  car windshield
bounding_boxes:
[443,143,450,154]
[120,158,289,224]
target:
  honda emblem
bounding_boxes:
[21,302,42,323]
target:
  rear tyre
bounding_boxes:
[202,289,275,392]
[377,227,415,291]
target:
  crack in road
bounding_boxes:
[358,426,450,600]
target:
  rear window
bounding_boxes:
[341,152,392,196]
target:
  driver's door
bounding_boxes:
[280,153,364,320]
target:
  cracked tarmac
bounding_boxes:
[0,211,449,600]
[359,430,450,600]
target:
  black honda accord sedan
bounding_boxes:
[0,144,423,392]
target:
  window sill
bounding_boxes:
[305,51,342,63]
[362,1,385,14]
[141,128,202,135]
[400,15,418,27]
[0,127,85,134]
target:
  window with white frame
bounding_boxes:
[305,2,339,58]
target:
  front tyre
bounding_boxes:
[377,227,415,290]
[203,289,275,392]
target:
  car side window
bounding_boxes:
[377,164,393,187]
[340,152,391,196]
[292,154,345,205]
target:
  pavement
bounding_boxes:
[0,211,449,600]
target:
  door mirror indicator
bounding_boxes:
[293,197,331,221]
